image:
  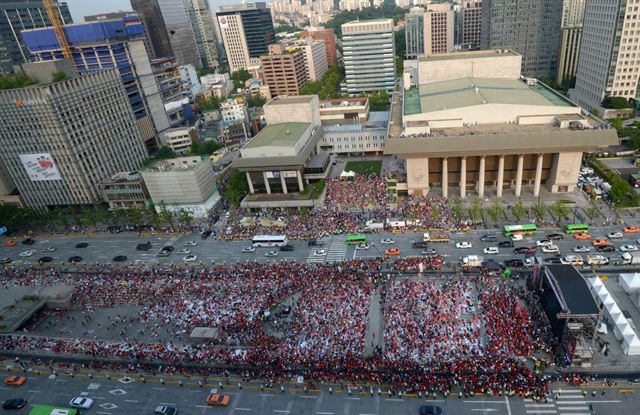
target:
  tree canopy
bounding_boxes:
[299,64,345,98]
[231,69,252,90]
[602,96,633,109]
[0,71,37,90]
[325,4,407,36]
[190,140,222,156]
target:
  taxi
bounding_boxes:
[574,232,591,240]
[2,240,16,247]
[384,248,401,256]
[206,394,230,406]
[591,239,611,247]
[624,226,640,233]
[4,376,26,386]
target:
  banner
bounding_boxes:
[282,171,298,178]
[19,153,62,181]
[218,16,229,29]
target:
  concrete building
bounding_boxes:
[424,4,455,55]
[0,0,72,75]
[130,0,174,59]
[163,126,198,154]
[481,0,563,78]
[21,16,170,150]
[556,0,585,87]
[0,65,148,210]
[179,64,204,97]
[318,98,389,155]
[569,0,640,114]
[299,27,338,66]
[187,0,219,69]
[156,0,201,69]
[98,171,150,209]
[302,38,328,81]
[342,19,395,94]
[216,2,276,72]
[459,0,482,50]
[84,11,156,63]
[405,7,425,58]
[141,156,219,217]
[391,50,617,198]
[220,97,250,141]
[260,44,309,97]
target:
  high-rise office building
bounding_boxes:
[405,7,425,58]
[459,0,482,50]
[300,27,338,66]
[342,19,395,94]
[260,44,309,97]
[481,0,563,78]
[216,2,275,72]
[187,0,219,69]
[156,0,201,69]
[302,39,328,81]
[0,0,72,75]
[22,16,170,149]
[130,0,174,59]
[405,5,454,58]
[569,0,640,112]
[0,66,147,210]
[556,0,586,86]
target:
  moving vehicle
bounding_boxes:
[597,245,616,253]
[112,255,127,262]
[547,233,564,240]
[412,241,428,249]
[592,239,611,247]
[177,248,191,255]
[0,257,11,264]
[184,241,198,246]
[574,232,591,240]
[481,234,497,242]
[154,405,178,415]
[381,238,395,244]
[69,397,93,409]
[608,232,623,239]
[21,238,35,245]
[307,239,324,247]
[586,255,609,265]
[503,224,536,237]
[423,233,450,243]
[419,405,443,415]
[421,248,437,255]
[462,255,483,268]
[183,254,198,262]
[28,405,79,415]
[514,246,537,254]
[161,245,174,252]
[206,394,230,406]
[42,247,55,252]
[364,221,384,231]
[75,242,88,248]
[620,251,640,265]
[19,250,34,257]
[511,233,524,242]
[313,249,327,256]
[456,241,472,249]
[356,244,369,250]
[498,240,514,248]
[541,245,559,253]
[3,240,16,247]
[4,376,26,386]
[483,247,499,255]
[504,259,524,268]
[252,235,288,247]
[565,223,589,234]
[573,246,591,253]
[200,230,212,239]
[544,257,562,264]
[156,250,170,257]
[384,248,401,256]
[536,239,553,247]
[346,234,367,245]
[68,256,83,263]
[241,246,255,253]
[620,244,639,252]
[265,251,278,257]
[38,256,53,263]
[136,242,152,251]
[624,226,640,233]
[2,399,27,409]
[279,244,294,252]
[561,255,583,266]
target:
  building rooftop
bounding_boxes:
[343,18,393,26]
[267,95,316,106]
[420,49,520,61]
[244,122,310,149]
[405,77,576,115]
[100,171,143,184]
[319,98,367,108]
[142,157,205,172]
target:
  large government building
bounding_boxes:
[391,50,618,198]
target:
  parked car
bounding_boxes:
[69,397,94,409]
[483,247,499,255]
[419,405,443,415]
[455,241,472,249]
[206,394,230,406]
[154,405,178,415]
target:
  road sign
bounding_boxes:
[0,226,6,235]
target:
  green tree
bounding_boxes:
[369,89,390,111]
[246,93,267,108]
[325,4,408,36]
[0,204,26,233]
[125,208,144,228]
[487,200,504,223]
[197,67,215,77]
[430,204,441,224]
[452,197,463,222]
[223,171,249,206]
[590,108,602,118]
[585,203,600,222]
[611,117,624,130]
[602,96,632,109]
[559,75,576,91]
[511,200,526,221]
[158,202,174,231]
[538,75,553,86]
[190,140,222,156]
[178,208,194,228]
[468,197,483,222]
[0,70,37,90]
[299,65,345,98]
[231,69,252,90]
[198,95,221,111]
[550,200,570,221]
[394,28,406,59]
[51,71,70,83]
[142,146,177,167]
[532,200,547,222]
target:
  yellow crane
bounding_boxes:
[42,0,75,68]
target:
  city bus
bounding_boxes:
[565,223,589,234]
[29,405,79,415]
[503,224,537,237]
[346,234,367,245]
[251,235,288,247]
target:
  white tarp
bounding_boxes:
[620,273,640,294]
[19,153,62,181]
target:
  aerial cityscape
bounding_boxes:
[1,1,640,415]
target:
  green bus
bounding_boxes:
[565,223,589,234]
[503,224,537,237]
[346,234,367,245]
[29,406,79,415]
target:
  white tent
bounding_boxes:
[620,273,640,294]
[614,318,630,341]
[340,170,356,179]
[623,333,640,355]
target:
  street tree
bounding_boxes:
[452,198,463,222]
[532,200,547,222]
[550,200,570,221]
[511,200,526,221]
[487,200,504,223]
[468,197,483,222]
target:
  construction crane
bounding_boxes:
[42,0,75,68]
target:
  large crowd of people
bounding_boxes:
[0,260,553,397]
[325,176,387,211]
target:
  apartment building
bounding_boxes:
[260,44,309,97]
[299,27,338,66]
[557,0,586,86]
[459,0,482,50]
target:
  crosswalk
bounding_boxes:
[307,237,346,263]
[524,389,591,415]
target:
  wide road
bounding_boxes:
[2,225,640,268]
[1,368,638,415]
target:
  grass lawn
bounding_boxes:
[344,160,382,176]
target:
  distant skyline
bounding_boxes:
[64,0,246,22]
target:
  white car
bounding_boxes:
[561,255,583,266]
[241,246,255,253]
[608,232,624,239]
[42,246,56,252]
[313,249,327,257]
[177,248,191,255]
[573,246,591,253]
[380,238,395,244]
[541,245,559,253]
[536,239,553,247]
[69,397,94,409]
[456,242,472,249]
[183,254,197,262]
[511,234,524,242]
[184,240,198,246]
[483,247,499,255]
[19,250,34,257]
[265,250,278,257]
[620,244,639,252]
[355,244,369,250]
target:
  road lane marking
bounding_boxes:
[273,411,290,414]
[316,412,334,415]
[235,409,252,412]
[300,395,317,399]
[385,398,403,402]
[124,400,139,403]
[158,402,176,405]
